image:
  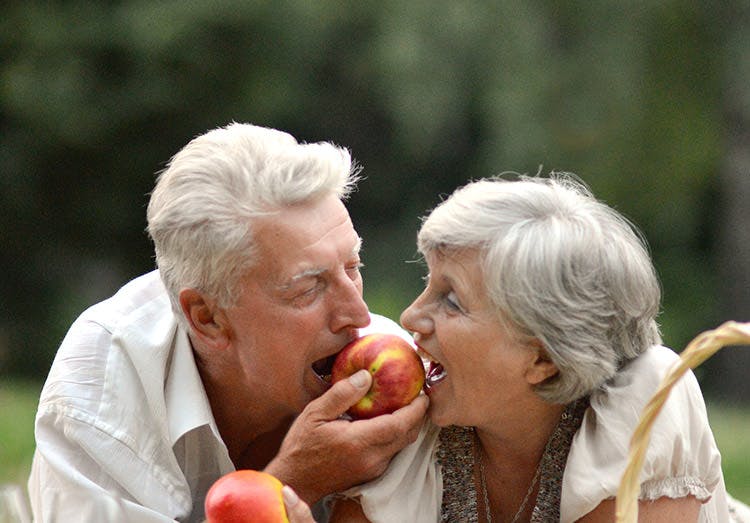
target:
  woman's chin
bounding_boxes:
[426,398,455,427]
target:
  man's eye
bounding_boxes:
[293,282,323,304]
[301,286,318,296]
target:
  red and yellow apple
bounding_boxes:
[205,470,288,523]
[331,333,425,419]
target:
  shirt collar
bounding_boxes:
[165,324,225,448]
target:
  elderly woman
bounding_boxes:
[332,175,741,522]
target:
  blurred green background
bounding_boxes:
[1,0,749,502]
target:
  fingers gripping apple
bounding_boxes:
[205,470,289,523]
[331,333,426,419]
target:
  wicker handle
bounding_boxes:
[615,321,750,522]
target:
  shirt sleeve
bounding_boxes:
[27,315,188,522]
[340,313,442,522]
[560,345,724,522]
[340,418,443,523]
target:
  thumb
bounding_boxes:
[282,486,315,523]
[309,370,372,420]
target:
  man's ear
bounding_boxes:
[179,288,230,350]
[525,339,559,385]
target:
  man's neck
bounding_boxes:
[190,333,293,470]
[233,422,292,470]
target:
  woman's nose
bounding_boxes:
[400,293,431,336]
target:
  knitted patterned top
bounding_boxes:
[438,398,589,522]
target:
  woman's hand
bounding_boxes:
[282,486,316,523]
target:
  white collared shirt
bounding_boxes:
[28,270,408,522]
[29,270,231,522]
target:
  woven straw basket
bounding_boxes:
[615,321,750,522]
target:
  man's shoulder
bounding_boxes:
[63,268,178,372]
[39,270,178,418]
[79,270,170,330]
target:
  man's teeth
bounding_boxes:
[313,353,337,382]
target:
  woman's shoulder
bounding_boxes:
[560,345,724,522]
[604,344,680,391]
[587,345,703,431]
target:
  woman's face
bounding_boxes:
[401,248,537,428]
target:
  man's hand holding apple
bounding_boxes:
[264,365,428,505]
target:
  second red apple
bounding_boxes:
[204,470,288,523]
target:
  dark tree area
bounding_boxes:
[702,0,750,404]
[1,1,748,401]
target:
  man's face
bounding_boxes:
[222,194,370,417]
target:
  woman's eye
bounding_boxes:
[443,291,461,311]
[346,262,364,279]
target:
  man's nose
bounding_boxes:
[330,277,370,332]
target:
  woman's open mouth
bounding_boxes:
[425,361,447,389]
[418,347,447,390]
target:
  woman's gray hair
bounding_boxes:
[147,122,360,320]
[417,174,662,403]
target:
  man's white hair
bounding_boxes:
[417,173,662,403]
[147,122,360,320]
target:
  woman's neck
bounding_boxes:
[473,401,565,523]
[475,399,565,471]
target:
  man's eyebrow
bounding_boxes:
[277,237,363,291]
[277,267,327,291]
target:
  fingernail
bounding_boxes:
[282,486,299,507]
[349,369,369,388]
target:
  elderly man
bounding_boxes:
[28,123,428,522]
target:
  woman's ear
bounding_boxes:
[525,339,559,385]
[178,288,230,350]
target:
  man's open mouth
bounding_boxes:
[312,353,338,383]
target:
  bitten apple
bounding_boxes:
[205,470,288,523]
[331,333,425,419]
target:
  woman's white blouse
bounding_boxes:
[562,344,728,522]
[346,345,731,523]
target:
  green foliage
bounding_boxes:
[0,381,40,485]
[1,1,747,399]
[708,403,750,503]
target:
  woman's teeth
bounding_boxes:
[425,361,447,387]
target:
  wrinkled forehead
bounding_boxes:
[422,247,486,284]
[423,243,486,268]
[249,196,360,280]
